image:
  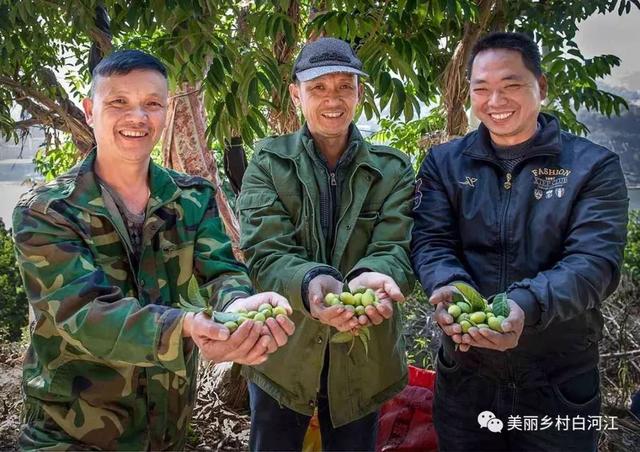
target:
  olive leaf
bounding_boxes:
[179,275,213,316]
[490,292,510,317]
[213,311,241,323]
[358,334,369,358]
[330,327,370,358]
[452,282,487,312]
[330,331,354,344]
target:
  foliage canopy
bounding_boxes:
[0,1,638,167]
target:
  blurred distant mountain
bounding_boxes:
[579,83,640,187]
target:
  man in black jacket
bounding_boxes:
[412,32,628,451]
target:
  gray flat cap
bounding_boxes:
[292,37,368,82]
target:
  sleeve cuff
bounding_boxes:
[301,265,343,311]
[508,287,541,327]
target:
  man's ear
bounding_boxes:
[289,82,301,108]
[538,74,548,101]
[357,83,365,104]
[82,98,94,127]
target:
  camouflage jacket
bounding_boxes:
[12,150,252,450]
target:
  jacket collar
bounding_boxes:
[463,113,562,161]
[296,123,384,177]
[64,148,182,214]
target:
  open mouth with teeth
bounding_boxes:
[321,112,344,119]
[489,112,514,121]
[119,130,149,138]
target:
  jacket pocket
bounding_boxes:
[236,191,278,212]
[345,211,379,259]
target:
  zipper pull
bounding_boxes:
[330,172,337,186]
[504,173,512,190]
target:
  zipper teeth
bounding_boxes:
[500,175,512,291]
[330,163,362,260]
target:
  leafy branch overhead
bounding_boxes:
[0,0,638,164]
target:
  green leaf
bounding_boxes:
[187,275,207,306]
[225,92,237,119]
[213,311,242,323]
[491,292,510,317]
[451,282,486,311]
[359,334,369,358]
[331,331,354,344]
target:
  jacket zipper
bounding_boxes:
[500,172,513,291]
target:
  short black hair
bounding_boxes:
[467,32,543,79]
[89,49,167,96]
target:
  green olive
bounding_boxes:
[236,316,248,325]
[343,305,356,313]
[448,304,462,319]
[476,323,490,329]
[260,308,273,318]
[488,316,503,332]
[324,293,336,306]
[460,320,472,333]
[361,292,374,306]
[470,311,487,324]
[253,313,266,322]
[258,303,272,312]
[223,321,238,332]
[355,305,366,316]
[247,311,258,319]
[272,306,287,317]
[353,293,363,306]
[458,313,471,322]
[456,302,472,314]
[340,292,356,305]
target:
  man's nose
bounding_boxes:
[125,105,148,121]
[323,89,342,104]
[488,89,507,107]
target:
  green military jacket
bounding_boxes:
[238,125,415,427]
[12,150,252,450]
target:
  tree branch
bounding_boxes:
[0,74,94,153]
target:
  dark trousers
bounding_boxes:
[248,383,379,451]
[433,348,601,452]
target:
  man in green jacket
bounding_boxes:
[238,37,415,451]
[12,50,294,450]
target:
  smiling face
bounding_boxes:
[82,69,168,165]
[289,72,362,144]
[470,49,547,146]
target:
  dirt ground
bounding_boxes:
[0,341,637,451]
[0,344,23,451]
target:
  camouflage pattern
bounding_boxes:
[12,150,253,450]
[238,126,416,427]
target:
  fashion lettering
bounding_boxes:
[531,168,572,177]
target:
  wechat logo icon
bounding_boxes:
[478,410,504,433]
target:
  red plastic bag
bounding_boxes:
[375,365,438,452]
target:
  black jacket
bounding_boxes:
[411,114,628,385]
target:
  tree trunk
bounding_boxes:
[267,0,301,134]
[442,0,499,137]
[161,84,249,412]
[161,84,242,259]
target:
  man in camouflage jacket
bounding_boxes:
[12,50,294,450]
